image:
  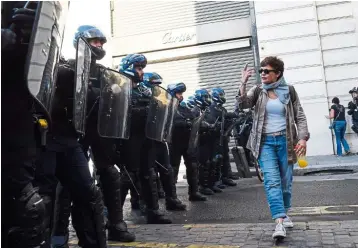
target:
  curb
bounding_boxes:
[230,162,358,178]
[293,163,358,176]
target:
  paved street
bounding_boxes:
[69,171,358,247]
[69,220,358,247]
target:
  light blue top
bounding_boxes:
[263,97,286,134]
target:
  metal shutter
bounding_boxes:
[145,46,257,150]
[112,1,250,38]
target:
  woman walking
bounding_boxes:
[237,57,309,239]
[326,97,351,156]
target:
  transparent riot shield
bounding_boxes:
[146,86,178,143]
[97,69,132,139]
[26,1,69,121]
[166,96,179,143]
[73,37,92,134]
[187,110,206,154]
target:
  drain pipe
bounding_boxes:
[249,1,261,85]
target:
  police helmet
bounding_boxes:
[180,96,195,109]
[211,87,226,104]
[142,72,163,88]
[73,25,107,60]
[167,82,186,96]
[118,54,147,82]
[194,89,212,108]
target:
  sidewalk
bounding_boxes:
[230,154,358,178]
[175,155,358,183]
[293,154,358,176]
[69,220,358,247]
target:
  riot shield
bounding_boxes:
[146,86,178,143]
[73,37,92,134]
[187,110,206,153]
[26,1,69,121]
[97,69,132,139]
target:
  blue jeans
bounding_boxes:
[333,121,350,156]
[258,133,293,220]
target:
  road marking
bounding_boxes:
[289,205,358,216]
[69,240,240,248]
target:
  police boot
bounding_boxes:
[187,163,207,201]
[98,167,135,242]
[210,160,223,193]
[142,168,172,224]
[160,166,186,211]
[222,177,237,187]
[229,173,240,180]
[71,184,107,248]
[198,161,214,195]
[227,163,240,180]
[217,181,227,189]
[211,155,225,193]
[157,177,165,199]
[52,183,71,248]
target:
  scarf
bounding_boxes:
[262,76,290,104]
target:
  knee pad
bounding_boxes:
[98,166,121,187]
[8,183,46,248]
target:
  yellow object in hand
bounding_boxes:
[297,156,308,168]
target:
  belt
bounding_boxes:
[263,130,286,137]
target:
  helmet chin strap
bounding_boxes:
[90,45,106,60]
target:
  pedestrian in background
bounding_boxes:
[237,56,309,239]
[326,97,351,156]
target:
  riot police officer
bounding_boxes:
[210,88,237,188]
[45,25,108,248]
[170,96,207,201]
[2,2,67,247]
[190,89,219,195]
[118,55,172,224]
[153,82,188,211]
[69,25,136,242]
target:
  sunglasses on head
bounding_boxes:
[259,68,278,75]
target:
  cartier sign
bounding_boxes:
[162,31,196,45]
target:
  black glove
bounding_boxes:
[1,29,16,51]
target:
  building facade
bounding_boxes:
[254,1,358,155]
[110,1,358,156]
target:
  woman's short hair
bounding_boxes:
[260,56,285,76]
[332,97,340,104]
